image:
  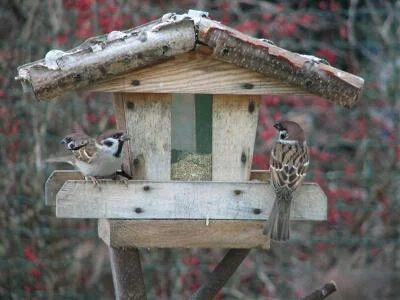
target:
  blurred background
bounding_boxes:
[1,0,399,299]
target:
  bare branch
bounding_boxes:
[301,281,338,300]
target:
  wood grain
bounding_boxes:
[89,51,308,95]
[45,170,83,206]
[212,95,261,181]
[18,18,196,100]
[198,17,364,107]
[56,180,327,220]
[47,170,270,206]
[112,93,131,175]
[100,219,268,249]
[121,93,172,180]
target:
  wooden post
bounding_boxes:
[190,249,251,300]
[109,247,147,300]
[191,94,261,299]
[103,92,172,299]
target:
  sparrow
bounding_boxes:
[263,121,309,241]
[48,129,131,186]
[60,123,94,151]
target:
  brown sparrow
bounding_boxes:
[263,121,309,241]
[49,130,130,185]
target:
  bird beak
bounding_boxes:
[120,134,131,141]
[60,139,66,144]
[273,123,283,131]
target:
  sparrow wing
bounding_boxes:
[72,139,98,164]
[270,143,309,191]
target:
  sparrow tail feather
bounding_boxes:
[45,156,75,166]
[263,192,293,242]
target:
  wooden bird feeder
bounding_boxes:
[17,10,364,299]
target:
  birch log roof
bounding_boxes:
[16,10,364,107]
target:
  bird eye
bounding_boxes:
[112,133,121,139]
[279,131,288,140]
[104,140,114,147]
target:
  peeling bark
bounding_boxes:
[198,18,364,107]
[16,11,363,105]
[17,18,196,100]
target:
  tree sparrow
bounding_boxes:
[49,130,130,186]
[263,121,310,241]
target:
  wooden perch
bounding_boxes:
[197,18,364,107]
[16,10,364,105]
[302,281,338,300]
[55,179,327,220]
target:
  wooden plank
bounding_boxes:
[99,219,268,249]
[88,51,309,95]
[46,170,270,206]
[121,93,172,180]
[56,180,327,220]
[109,247,147,300]
[18,17,196,100]
[107,93,173,300]
[112,93,131,175]
[45,170,83,206]
[201,94,260,299]
[198,17,364,107]
[212,95,261,181]
[99,93,173,295]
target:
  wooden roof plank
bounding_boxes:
[198,18,364,107]
[16,10,364,106]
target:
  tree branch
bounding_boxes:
[301,281,337,300]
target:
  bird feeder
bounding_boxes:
[16,10,364,299]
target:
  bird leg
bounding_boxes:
[113,172,130,187]
[85,176,101,190]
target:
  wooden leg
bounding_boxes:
[190,94,261,299]
[190,249,251,300]
[109,247,147,300]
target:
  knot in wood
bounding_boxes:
[234,189,242,195]
[122,55,131,65]
[248,101,255,113]
[73,73,81,82]
[162,45,169,55]
[139,31,147,42]
[241,152,247,164]
[134,207,143,214]
[222,47,230,55]
[127,101,135,110]
[130,80,140,86]
[242,83,254,90]
[253,208,261,215]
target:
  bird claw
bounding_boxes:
[113,174,129,186]
[120,177,129,187]
[85,176,101,190]
[113,171,131,187]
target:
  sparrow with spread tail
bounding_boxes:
[48,129,131,186]
[263,121,309,241]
